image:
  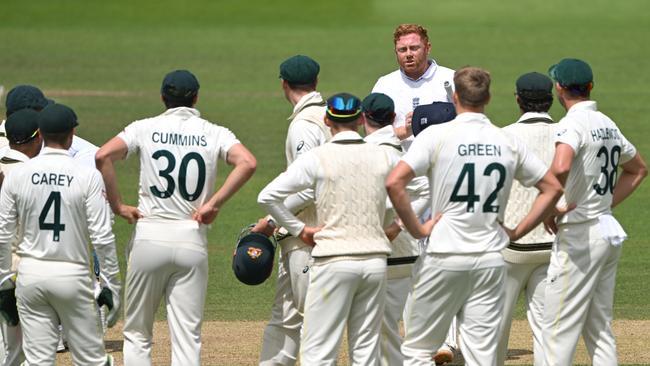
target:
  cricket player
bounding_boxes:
[372,24,457,361]
[360,93,430,366]
[258,93,392,365]
[386,66,563,366]
[252,55,330,366]
[95,69,257,366]
[0,103,120,366]
[542,58,647,366]
[372,23,455,150]
[496,72,556,366]
[0,109,42,366]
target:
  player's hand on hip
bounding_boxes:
[420,213,442,238]
[251,218,276,237]
[544,203,576,234]
[192,204,219,225]
[299,226,322,246]
[117,204,142,224]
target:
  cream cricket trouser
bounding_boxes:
[123,240,208,366]
[542,220,620,366]
[380,269,459,366]
[301,257,387,366]
[259,245,311,366]
[0,322,24,366]
[496,260,548,366]
[16,272,106,366]
[402,254,505,366]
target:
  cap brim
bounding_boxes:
[548,64,559,81]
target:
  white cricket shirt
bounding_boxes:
[554,101,637,224]
[402,112,547,257]
[285,91,329,164]
[118,107,239,224]
[372,59,455,150]
[0,148,115,277]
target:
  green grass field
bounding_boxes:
[1,0,649,330]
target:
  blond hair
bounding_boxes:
[393,24,429,45]
[454,67,491,108]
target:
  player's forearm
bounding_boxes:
[387,183,425,239]
[93,240,121,291]
[394,125,412,140]
[612,169,647,208]
[95,157,125,213]
[258,187,305,236]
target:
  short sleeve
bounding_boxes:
[117,121,141,156]
[554,117,582,153]
[215,126,241,161]
[513,137,548,188]
[401,127,437,177]
[618,131,637,164]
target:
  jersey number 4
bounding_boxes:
[39,191,65,242]
[150,150,206,201]
[450,162,506,213]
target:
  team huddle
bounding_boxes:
[0,22,646,366]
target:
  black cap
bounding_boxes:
[5,109,40,144]
[516,72,553,100]
[38,104,79,133]
[362,93,395,126]
[232,232,276,286]
[5,85,54,117]
[279,55,320,85]
[326,93,362,123]
[161,70,200,101]
[412,102,456,137]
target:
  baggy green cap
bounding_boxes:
[38,103,79,133]
[279,55,320,85]
[5,85,54,117]
[362,93,395,126]
[516,72,553,100]
[5,109,40,144]
[161,70,200,100]
[548,58,593,87]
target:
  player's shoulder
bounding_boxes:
[434,63,456,77]
[373,69,403,90]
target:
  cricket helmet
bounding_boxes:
[232,224,277,286]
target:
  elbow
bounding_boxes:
[242,155,257,176]
[95,149,110,169]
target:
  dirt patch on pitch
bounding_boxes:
[56,319,650,365]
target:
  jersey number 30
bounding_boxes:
[39,191,65,242]
[450,162,506,213]
[150,150,206,201]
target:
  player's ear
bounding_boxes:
[192,94,198,107]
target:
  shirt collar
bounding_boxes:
[454,112,491,124]
[162,107,201,118]
[1,148,30,162]
[40,147,72,157]
[401,59,438,82]
[516,111,553,123]
[331,130,363,142]
[364,125,400,145]
[568,100,597,113]
[288,91,324,120]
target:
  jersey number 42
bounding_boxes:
[450,162,506,213]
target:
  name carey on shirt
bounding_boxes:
[151,132,207,147]
[590,127,620,142]
[31,173,74,187]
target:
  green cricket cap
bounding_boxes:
[161,70,200,100]
[362,93,395,126]
[516,72,553,100]
[548,58,593,87]
[279,55,320,85]
[38,103,78,133]
[326,93,362,123]
[5,85,54,117]
[5,109,40,144]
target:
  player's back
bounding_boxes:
[119,108,238,222]
[556,102,637,224]
[416,113,544,254]
[2,147,107,274]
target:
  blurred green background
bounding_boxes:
[1,0,648,324]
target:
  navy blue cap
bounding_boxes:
[38,103,78,133]
[412,102,456,136]
[161,70,200,100]
[5,85,54,117]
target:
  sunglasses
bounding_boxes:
[327,96,361,118]
[12,129,39,145]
